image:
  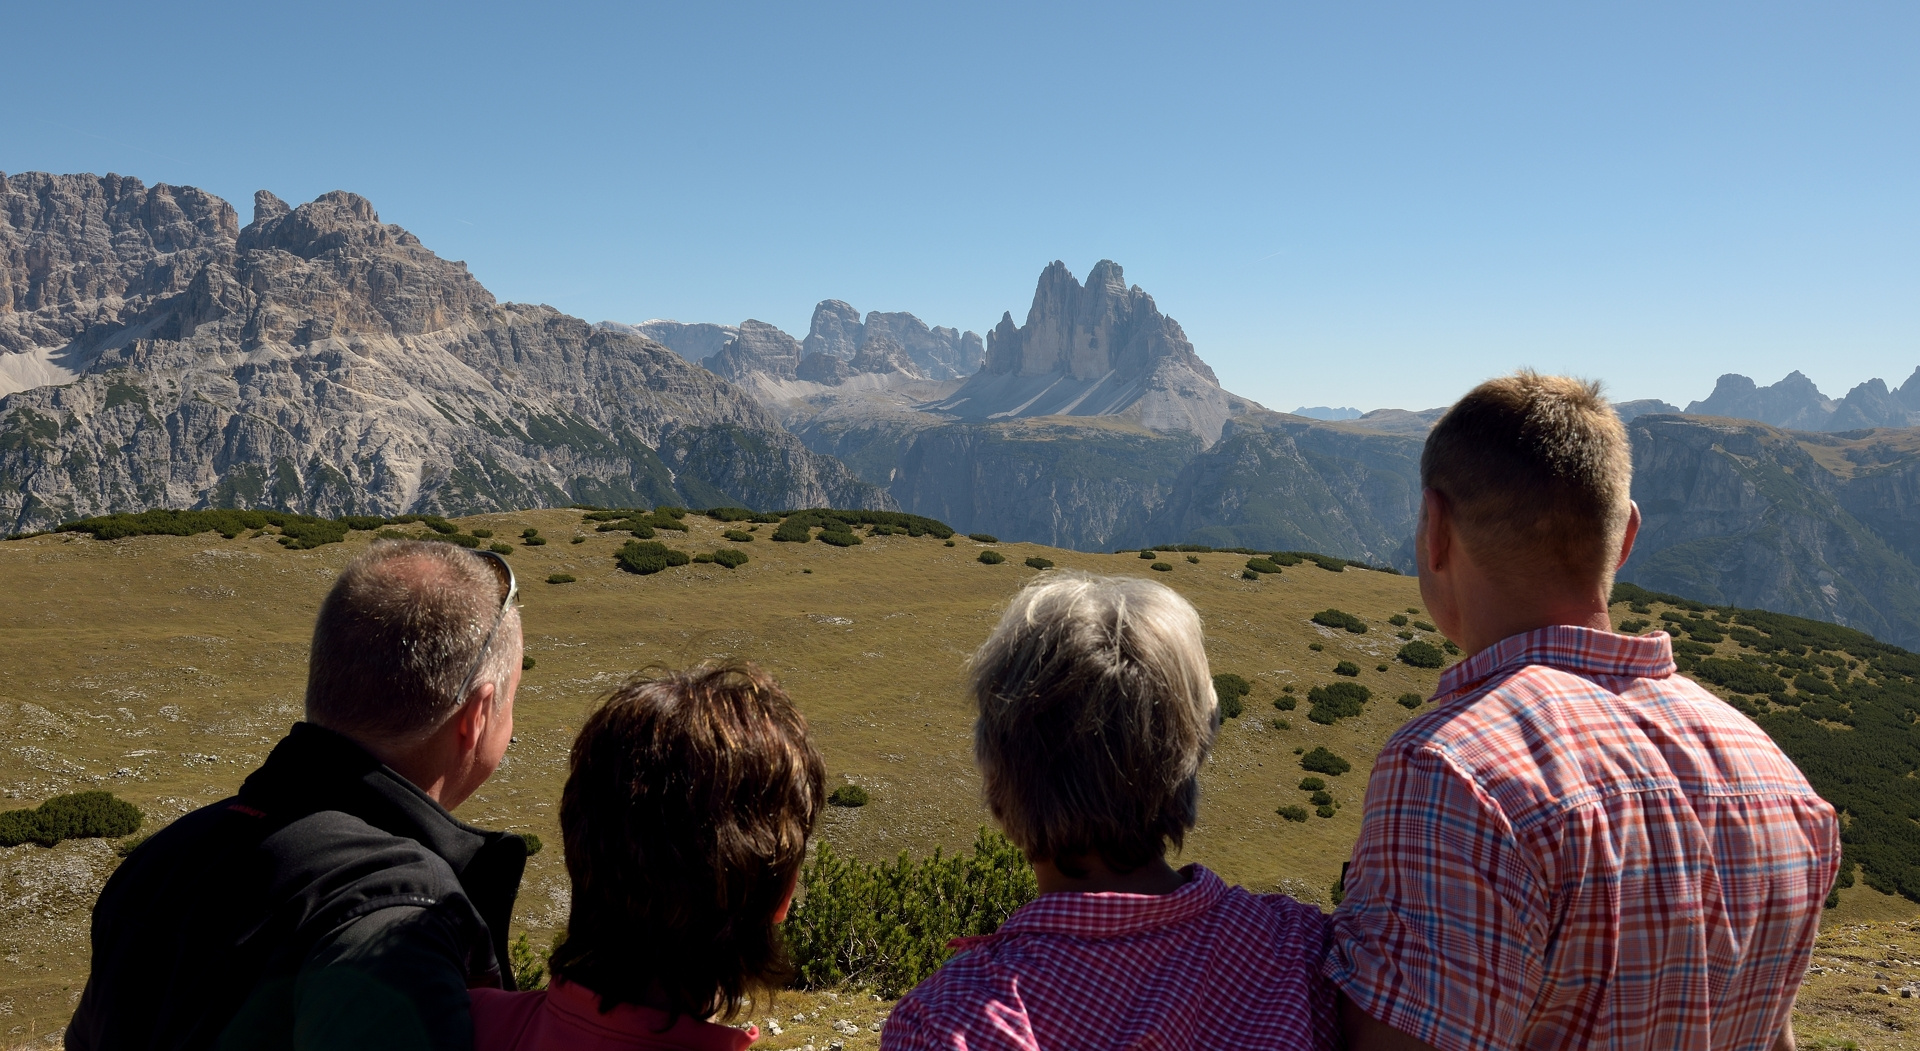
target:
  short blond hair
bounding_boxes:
[1421,370,1633,587]
[969,573,1217,876]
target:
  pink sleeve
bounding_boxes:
[468,988,544,1051]
[1322,747,1548,1051]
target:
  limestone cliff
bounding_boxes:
[0,173,888,531]
[927,260,1260,445]
[1686,370,1920,431]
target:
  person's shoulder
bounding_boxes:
[469,987,545,1050]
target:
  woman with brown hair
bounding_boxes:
[472,663,825,1050]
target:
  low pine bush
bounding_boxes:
[1388,614,1408,626]
[968,533,999,543]
[1312,609,1368,634]
[1308,642,1324,652]
[1185,555,1199,564]
[1139,550,1157,560]
[546,573,576,584]
[1277,805,1309,823]
[816,529,863,547]
[1273,695,1297,711]
[1333,661,1361,677]
[1024,556,1054,570]
[829,785,870,808]
[784,829,1036,997]
[1397,641,1445,668]
[1316,804,1336,819]
[1308,682,1370,724]
[471,528,495,538]
[522,656,536,670]
[1309,790,1334,807]
[772,518,814,543]
[1397,692,1423,709]
[1212,673,1252,717]
[1245,558,1282,575]
[1297,777,1325,791]
[488,542,514,555]
[1413,620,1437,632]
[616,540,690,575]
[0,791,142,847]
[978,550,1006,565]
[1301,746,1352,776]
[1242,570,1260,581]
[711,548,749,569]
[1151,562,1172,572]
[723,530,754,543]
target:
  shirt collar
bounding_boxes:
[990,864,1226,941]
[1435,625,1676,704]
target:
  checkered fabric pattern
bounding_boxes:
[1326,625,1841,1051]
[882,864,1336,1051]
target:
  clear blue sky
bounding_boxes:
[4,1,1914,411]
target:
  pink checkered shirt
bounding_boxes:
[882,864,1336,1050]
[1326,626,1840,1051]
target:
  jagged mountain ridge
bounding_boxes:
[0,172,888,531]
[1687,369,1920,431]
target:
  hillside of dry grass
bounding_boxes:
[0,511,1912,1048]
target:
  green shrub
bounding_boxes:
[1309,682,1371,724]
[816,529,863,547]
[570,535,585,544]
[829,785,871,808]
[1397,641,1446,668]
[1270,717,1291,730]
[1301,747,1351,776]
[488,542,514,555]
[784,829,1035,997]
[711,548,749,569]
[693,553,714,563]
[1308,642,1324,652]
[1273,696,1297,712]
[522,528,540,539]
[0,791,142,847]
[968,533,999,543]
[723,529,754,543]
[1298,777,1325,791]
[1277,805,1309,823]
[524,536,547,546]
[522,656,536,670]
[1375,663,1389,672]
[1151,562,1172,572]
[944,539,956,547]
[1024,556,1054,570]
[1213,673,1252,707]
[972,550,1005,566]
[1397,692,1423,709]
[470,528,494,538]
[1316,804,1336,819]
[520,832,543,856]
[1186,555,1200,564]
[616,540,690,575]
[1619,619,1651,633]
[1413,620,1437,632]
[508,932,550,992]
[1388,614,1409,626]
[1139,550,1157,559]
[1312,609,1368,633]
[1309,790,1334,807]
[1692,658,1785,696]
[1245,558,1282,574]
[772,518,813,542]
[1242,570,1260,580]
[704,507,757,522]
[1333,661,1361,677]
[546,573,576,584]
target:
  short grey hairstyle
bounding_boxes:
[970,572,1218,876]
[305,540,522,746]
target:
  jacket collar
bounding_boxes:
[239,721,527,985]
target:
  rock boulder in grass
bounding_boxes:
[0,173,889,534]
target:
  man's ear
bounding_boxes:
[1420,488,1452,573]
[1615,501,1642,570]
[452,680,497,754]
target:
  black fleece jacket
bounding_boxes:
[66,723,526,1051]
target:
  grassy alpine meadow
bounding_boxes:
[0,509,1914,1048]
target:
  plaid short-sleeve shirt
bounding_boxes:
[1326,626,1839,1051]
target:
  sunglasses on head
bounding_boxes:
[454,548,520,703]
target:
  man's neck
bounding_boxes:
[1031,854,1189,896]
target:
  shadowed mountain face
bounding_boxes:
[0,173,888,531]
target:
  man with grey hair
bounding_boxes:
[69,540,530,1051]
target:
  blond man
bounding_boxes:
[1330,372,1839,1051]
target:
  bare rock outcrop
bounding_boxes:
[927,260,1261,445]
[0,172,888,531]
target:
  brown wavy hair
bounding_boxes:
[547,663,825,1019]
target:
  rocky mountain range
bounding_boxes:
[0,172,887,530]
[1686,369,1920,431]
[8,169,1920,648]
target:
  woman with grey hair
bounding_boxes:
[883,573,1337,1050]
